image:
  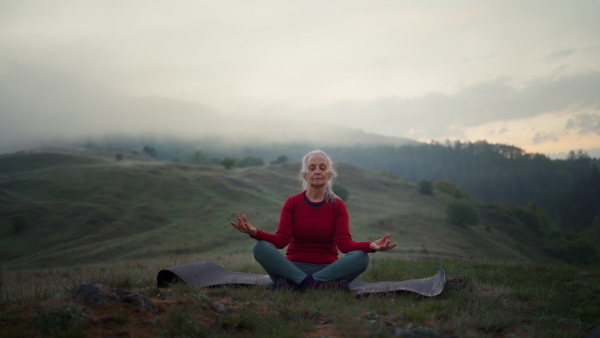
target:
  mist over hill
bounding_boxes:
[0,64,418,154]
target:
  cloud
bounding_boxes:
[566,113,600,135]
[583,44,600,52]
[314,71,600,140]
[532,132,560,144]
[545,48,579,61]
[545,44,600,62]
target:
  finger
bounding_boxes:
[386,243,398,250]
[231,223,243,233]
[233,216,247,231]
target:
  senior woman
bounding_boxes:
[230,149,397,289]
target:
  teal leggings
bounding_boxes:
[253,240,370,285]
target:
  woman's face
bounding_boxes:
[303,154,332,188]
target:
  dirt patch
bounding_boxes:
[304,321,344,338]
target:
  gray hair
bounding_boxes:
[299,149,338,203]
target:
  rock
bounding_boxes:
[211,301,229,313]
[71,280,159,313]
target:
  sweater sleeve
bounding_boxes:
[333,199,373,253]
[251,197,293,249]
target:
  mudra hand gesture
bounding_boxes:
[370,233,397,252]
[230,214,257,237]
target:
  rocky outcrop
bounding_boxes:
[71,280,159,313]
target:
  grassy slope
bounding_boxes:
[1,151,533,270]
[1,257,598,337]
[1,152,599,337]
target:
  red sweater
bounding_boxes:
[253,191,373,264]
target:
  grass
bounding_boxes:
[1,151,599,336]
[1,153,540,271]
[1,257,599,337]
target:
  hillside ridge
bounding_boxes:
[1,152,534,269]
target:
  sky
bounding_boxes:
[1,0,600,158]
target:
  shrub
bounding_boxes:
[434,179,467,198]
[585,215,600,246]
[34,303,89,336]
[143,146,157,158]
[333,183,350,201]
[446,200,481,227]
[417,179,433,195]
[544,238,600,265]
[514,207,539,231]
[221,158,236,170]
[270,155,289,165]
[238,156,264,168]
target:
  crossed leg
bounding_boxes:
[252,240,370,286]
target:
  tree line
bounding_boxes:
[328,141,600,233]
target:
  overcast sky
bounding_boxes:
[1,0,600,157]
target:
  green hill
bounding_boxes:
[1,151,538,269]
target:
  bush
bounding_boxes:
[221,158,236,170]
[143,146,157,158]
[446,200,481,227]
[479,203,514,224]
[238,156,264,168]
[544,238,600,265]
[417,179,433,195]
[270,155,289,165]
[35,303,89,336]
[434,179,467,198]
[584,215,600,246]
[333,183,350,201]
[514,207,539,232]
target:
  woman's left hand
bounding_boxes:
[370,233,397,252]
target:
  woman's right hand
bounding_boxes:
[230,214,257,237]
